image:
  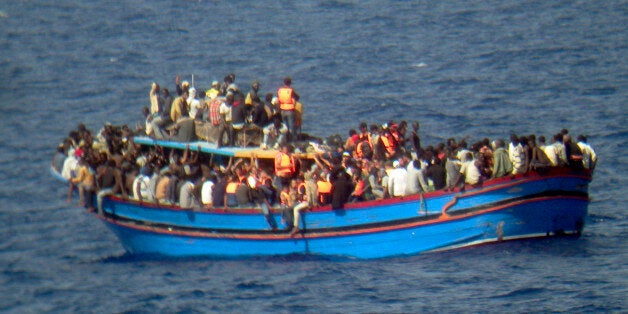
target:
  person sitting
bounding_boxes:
[529,135,551,172]
[576,135,597,170]
[211,171,227,208]
[491,139,512,178]
[187,87,204,120]
[223,174,239,208]
[538,135,558,167]
[132,167,153,202]
[508,134,525,175]
[563,134,584,170]
[274,144,297,189]
[251,95,270,128]
[387,159,407,197]
[424,156,446,190]
[303,164,319,207]
[170,89,189,124]
[455,152,482,189]
[367,161,384,199]
[201,174,216,209]
[288,178,310,235]
[316,170,332,205]
[179,180,199,209]
[405,159,424,195]
[349,167,366,202]
[261,116,288,149]
[552,133,567,166]
[235,177,252,207]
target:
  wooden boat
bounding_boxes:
[52,136,592,259]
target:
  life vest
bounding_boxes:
[275,152,296,178]
[355,140,373,159]
[277,87,295,110]
[380,133,396,155]
[316,180,332,204]
[390,130,401,144]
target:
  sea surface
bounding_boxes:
[1,0,626,312]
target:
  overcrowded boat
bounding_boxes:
[51,74,596,259]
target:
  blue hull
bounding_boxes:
[96,169,591,259]
[101,196,587,259]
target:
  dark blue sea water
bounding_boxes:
[1,0,626,312]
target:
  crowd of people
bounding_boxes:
[145,74,302,148]
[55,73,597,235]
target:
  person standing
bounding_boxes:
[217,94,234,148]
[276,77,299,142]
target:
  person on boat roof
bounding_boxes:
[170,89,189,124]
[173,75,189,97]
[250,93,271,128]
[216,94,234,148]
[187,87,203,120]
[245,81,260,106]
[261,115,288,150]
[219,73,236,96]
[230,89,247,147]
[276,77,299,142]
[205,80,220,100]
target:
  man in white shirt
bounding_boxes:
[201,177,215,208]
[388,160,407,197]
[577,135,597,170]
[459,152,481,185]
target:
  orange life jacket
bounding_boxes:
[275,152,296,178]
[355,139,373,159]
[380,134,396,155]
[277,87,295,110]
[316,180,332,193]
[316,180,332,204]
